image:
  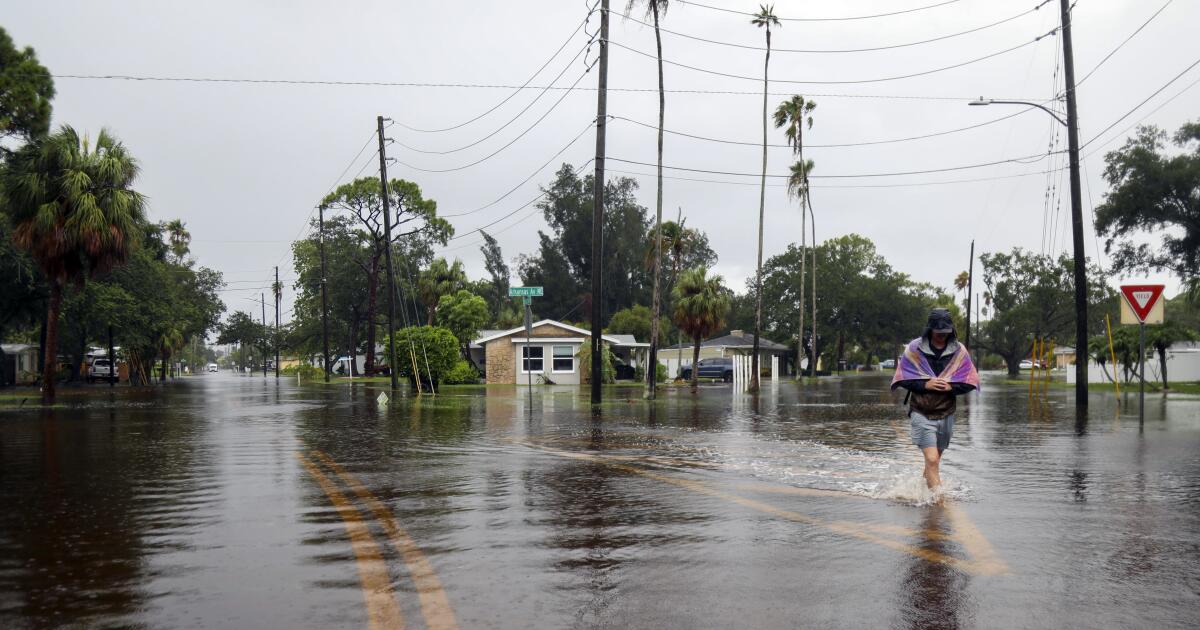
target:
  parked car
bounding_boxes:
[87,358,116,383]
[1019,360,1047,370]
[880,359,897,369]
[680,357,734,383]
[207,363,219,373]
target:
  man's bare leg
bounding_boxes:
[922,446,942,490]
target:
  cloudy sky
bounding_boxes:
[6,0,1198,323]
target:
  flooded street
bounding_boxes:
[2,374,1198,629]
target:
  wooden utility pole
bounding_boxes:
[966,240,974,350]
[261,292,267,377]
[377,115,400,391]
[1059,0,1088,408]
[319,204,331,383]
[589,0,610,407]
[274,266,280,379]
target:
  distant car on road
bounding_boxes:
[880,359,897,369]
[207,363,219,373]
[681,357,734,383]
[87,358,116,383]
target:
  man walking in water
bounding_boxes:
[891,308,980,491]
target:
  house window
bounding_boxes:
[552,345,574,372]
[522,346,544,372]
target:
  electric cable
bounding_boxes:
[606,165,1066,189]
[607,150,1064,179]
[610,107,1036,149]
[391,35,594,154]
[1082,72,1200,159]
[445,159,594,242]
[1075,0,1173,88]
[439,119,596,218]
[605,27,1060,85]
[621,1,1052,54]
[673,0,964,22]
[396,10,593,133]
[390,69,593,173]
[1079,54,1200,150]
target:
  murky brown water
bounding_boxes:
[1,373,1197,628]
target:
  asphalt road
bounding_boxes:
[0,372,1197,628]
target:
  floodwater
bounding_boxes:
[1,373,1198,629]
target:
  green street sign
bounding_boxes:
[509,286,543,298]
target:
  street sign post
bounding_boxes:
[510,287,542,412]
[1119,284,1166,423]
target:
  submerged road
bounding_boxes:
[1,373,1197,628]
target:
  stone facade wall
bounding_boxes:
[485,323,587,384]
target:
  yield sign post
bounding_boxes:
[1119,284,1166,424]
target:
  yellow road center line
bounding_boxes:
[313,451,460,630]
[521,442,1005,576]
[296,452,405,630]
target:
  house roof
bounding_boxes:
[663,331,790,352]
[1,343,37,352]
[474,319,625,346]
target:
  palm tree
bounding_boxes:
[3,126,145,404]
[786,158,814,374]
[672,267,730,391]
[775,95,816,378]
[417,258,466,325]
[626,0,671,399]
[163,219,191,264]
[749,4,779,392]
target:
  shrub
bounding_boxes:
[385,326,460,387]
[634,362,669,384]
[443,360,480,385]
[281,364,323,380]
[576,343,616,384]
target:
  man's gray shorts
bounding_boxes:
[910,411,955,451]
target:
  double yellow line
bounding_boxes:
[297,450,458,630]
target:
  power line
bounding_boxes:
[610,107,1037,149]
[607,165,1067,189]
[673,0,964,22]
[391,36,593,154]
[606,27,1060,85]
[1079,54,1200,150]
[47,73,1042,102]
[607,150,1063,179]
[622,1,1052,54]
[390,69,592,173]
[439,119,595,218]
[1075,0,1174,88]
[446,159,595,241]
[1082,73,1200,159]
[396,10,593,133]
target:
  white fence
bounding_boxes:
[1068,343,1200,384]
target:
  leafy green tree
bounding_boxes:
[607,304,670,342]
[748,3,780,390]
[320,178,450,373]
[217,311,269,371]
[385,325,459,389]
[0,27,54,146]
[290,215,370,372]
[517,164,651,320]
[3,126,146,403]
[436,289,489,365]
[576,341,617,384]
[1096,122,1200,280]
[672,267,730,390]
[478,230,511,317]
[979,248,1111,375]
[0,209,44,385]
[417,258,467,325]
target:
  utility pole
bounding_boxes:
[377,115,401,391]
[108,325,115,388]
[1060,0,1089,408]
[319,204,331,383]
[261,292,267,377]
[274,266,280,379]
[966,240,974,351]
[589,0,610,407]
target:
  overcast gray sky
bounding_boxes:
[6,0,1198,324]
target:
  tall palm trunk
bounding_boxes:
[41,283,63,404]
[797,151,807,380]
[751,23,772,393]
[808,197,817,377]
[691,337,701,391]
[647,4,666,400]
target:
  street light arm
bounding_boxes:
[969,98,1067,127]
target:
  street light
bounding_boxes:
[968,93,1089,408]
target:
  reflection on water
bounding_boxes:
[0,373,1198,627]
